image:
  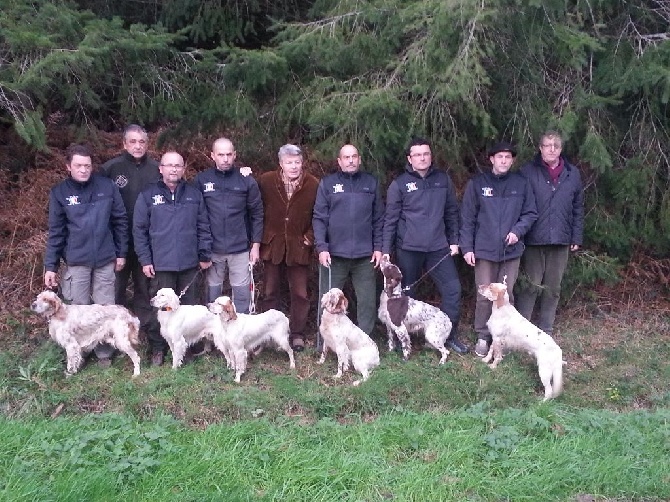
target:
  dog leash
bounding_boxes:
[248,262,257,314]
[178,268,203,300]
[316,264,332,351]
[401,250,451,293]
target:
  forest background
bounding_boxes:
[1,0,669,311]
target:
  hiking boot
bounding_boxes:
[151,351,164,367]
[97,357,112,369]
[446,338,469,354]
[474,339,489,358]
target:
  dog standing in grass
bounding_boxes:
[31,290,141,377]
[208,295,295,383]
[319,288,380,385]
[478,282,563,400]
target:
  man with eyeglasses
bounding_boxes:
[44,144,128,368]
[101,124,160,365]
[133,152,212,365]
[515,131,584,336]
[382,137,468,354]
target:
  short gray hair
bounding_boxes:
[123,124,148,140]
[278,144,302,161]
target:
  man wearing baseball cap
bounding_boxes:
[460,141,538,357]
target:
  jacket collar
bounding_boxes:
[123,151,149,165]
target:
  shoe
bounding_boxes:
[291,337,305,352]
[151,352,164,366]
[97,357,112,369]
[446,338,469,354]
[474,339,489,358]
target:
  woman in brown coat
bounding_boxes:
[258,144,318,351]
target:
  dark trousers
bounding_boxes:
[474,258,520,342]
[260,261,309,343]
[115,248,154,339]
[148,267,200,353]
[515,245,570,335]
[318,256,378,335]
[395,248,461,333]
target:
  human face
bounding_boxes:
[67,154,93,183]
[337,145,361,174]
[123,130,149,160]
[211,139,236,171]
[539,136,562,167]
[159,153,185,185]
[280,154,303,181]
[407,144,432,175]
[490,151,515,175]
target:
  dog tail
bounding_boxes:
[128,318,140,346]
[552,353,564,398]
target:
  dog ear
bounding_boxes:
[223,300,237,320]
[48,294,67,321]
[386,296,408,327]
[336,293,348,313]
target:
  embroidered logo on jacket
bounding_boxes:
[405,182,418,193]
[66,195,80,206]
[332,183,344,194]
[481,187,494,197]
[114,175,128,188]
[203,182,215,192]
[152,195,166,205]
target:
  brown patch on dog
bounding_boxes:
[222,299,237,320]
[386,296,409,327]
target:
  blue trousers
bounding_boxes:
[395,248,461,333]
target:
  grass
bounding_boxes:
[1,306,669,500]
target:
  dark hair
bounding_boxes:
[66,144,93,163]
[406,136,431,156]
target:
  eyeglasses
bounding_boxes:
[161,164,185,169]
[410,152,431,158]
[540,143,561,149]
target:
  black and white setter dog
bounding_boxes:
[378,258,452,363]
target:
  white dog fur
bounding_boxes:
[318,288,380,385]
[478,282,564,400]
[208,296,295,383]
[31,290,141,377]
[378,259,451,364]
[150,287,220,369]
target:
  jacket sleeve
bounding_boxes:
[443,175,460,246]
[382,180,402,254]
[132,192,153,266]
[510,177,538,238]
[196,194,213,262]
[372,179,385,252]
[111,184,128,258]
[571,171,585,245]
[459,180,478,254]
[312,180,330,254]
[44,188,67,272]
[247,177,264,244]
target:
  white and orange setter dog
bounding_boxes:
[208,296,295,383]
[31,290,141,377]
[150,288,221,369]
[478,282,564,400]
[378,259,451,364]
[318,288,380,385]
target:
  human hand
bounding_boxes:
[115,257,126,271]
[371,251,383,268]
[464,252,476,266]
[505,232,519,246]
[239,166,252,177]
[44,271,59,288]
[142,264,155,278]
[249,244,260,265]
[200,261,212,270]
[449,244,459,256]
[319,251,331,267]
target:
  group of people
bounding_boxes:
[43,126,583,368]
